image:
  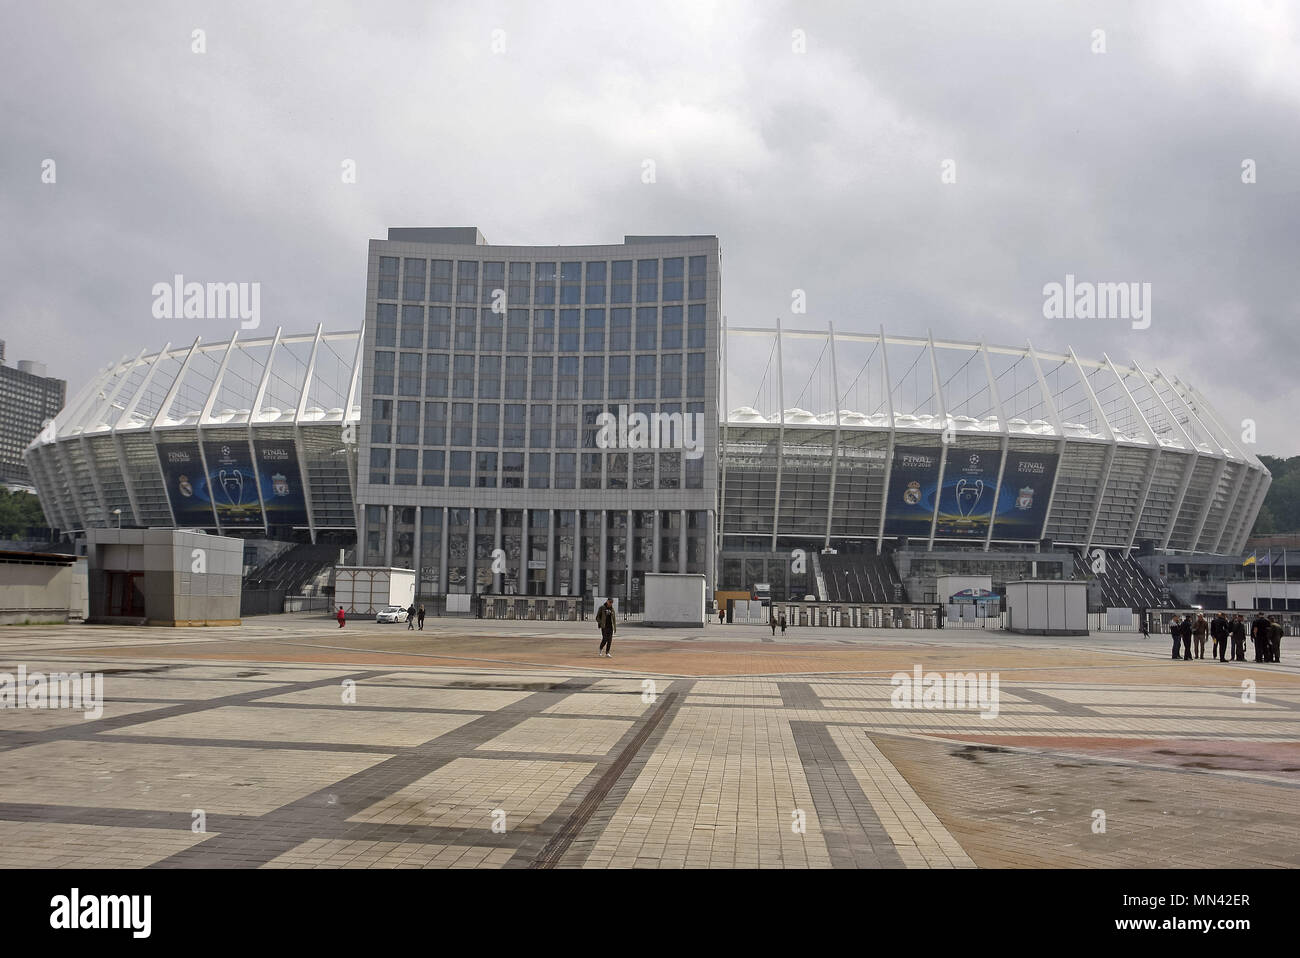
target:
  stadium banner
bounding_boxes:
[156,441,219,527]
[201,440,265,527]
[990,450,1059,540]
[254,439,310,527]
[883,445,942,536]
[934,448,1000,538]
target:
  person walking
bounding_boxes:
[770,614,777,637]
[1193,614,1209,659]
[596,598,617,658]
[1210,612,1229,662]
[1268,616,1283,663]
[417,604,426,630]
[1140,616,1150,641]
[1181,614,1194,661]
[779,612,787,636]
[406,602,417,630]
[336,606,346,629]
[718,606,725,625]
[1169,615,1183,660]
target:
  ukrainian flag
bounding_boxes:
[1242,552,1257,567]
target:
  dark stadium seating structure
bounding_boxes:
[1074,548,1174,610]
[819,552,908,604]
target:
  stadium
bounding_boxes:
[23,314,1270,613]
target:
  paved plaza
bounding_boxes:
[1,614,1298,869]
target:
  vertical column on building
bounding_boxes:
[546,509,556,594]
[494,508,503,594]
[439,507,449,593]
[678,508,687,574]
[598,509,608,601]
[625,507,634,607]
[651,508,661,574]
[384,504,394,566]
[517,509,528,596]
[413,506,422,594]
[571,509,581,598]
[706,510,716,597]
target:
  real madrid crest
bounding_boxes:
[903,480,922,505]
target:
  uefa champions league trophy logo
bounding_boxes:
[953,478,985,523]
[218,469,245,505]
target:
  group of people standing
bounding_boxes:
[1161,612,1283,663]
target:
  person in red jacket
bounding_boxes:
[337,606,346,628]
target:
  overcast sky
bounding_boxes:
[3,0,1297,454]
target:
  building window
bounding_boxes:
[662,257,684,302]
[531,356,552,400]
[455,308,477,351]
[399,353,423,396]
[369,447,390,484]
[503,451,524,488]
[448,450,471,487]
[457,261,479,303]
[372,351,394,395]
[428,306,451,349]
[423,402,446,445]
[609,308,631,351]
[535,262,556,305]
[395,448,419,485]
[688,255,706,299]
[583,356,604,400]
[429,259,453,301]
[635,355,657,399]
[425,353,449,397]
[662,305,682,349]
[422,449,445,486]
[636,307,658,350]
[585,261,606,304]
[452,355,475,398]
[611,260,632,304]
[608,355,630,399]
[504,404,526,447]
[480,309,503,351]
[477,403,499,446]
[403,259,426,302]
[507,309,529,350]
[378,256,399,299]
[478,355,501,398]
[687,303,706,348]
[529,453,550,488]
[476,451,498,487]
[509,262,531,305]
[375,303,397,347]
[396,400,420,445]
[636,259,658,302]
[451,403,474,446]
[530,404,552,448]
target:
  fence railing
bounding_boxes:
[476,595,589,621]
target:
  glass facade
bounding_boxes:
[359,231,720,604]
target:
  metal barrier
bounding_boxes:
[477,595,587,621]
[767,602,944,630]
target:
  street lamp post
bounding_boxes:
[112,508,122,529]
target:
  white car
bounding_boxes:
[375,605,409,623]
